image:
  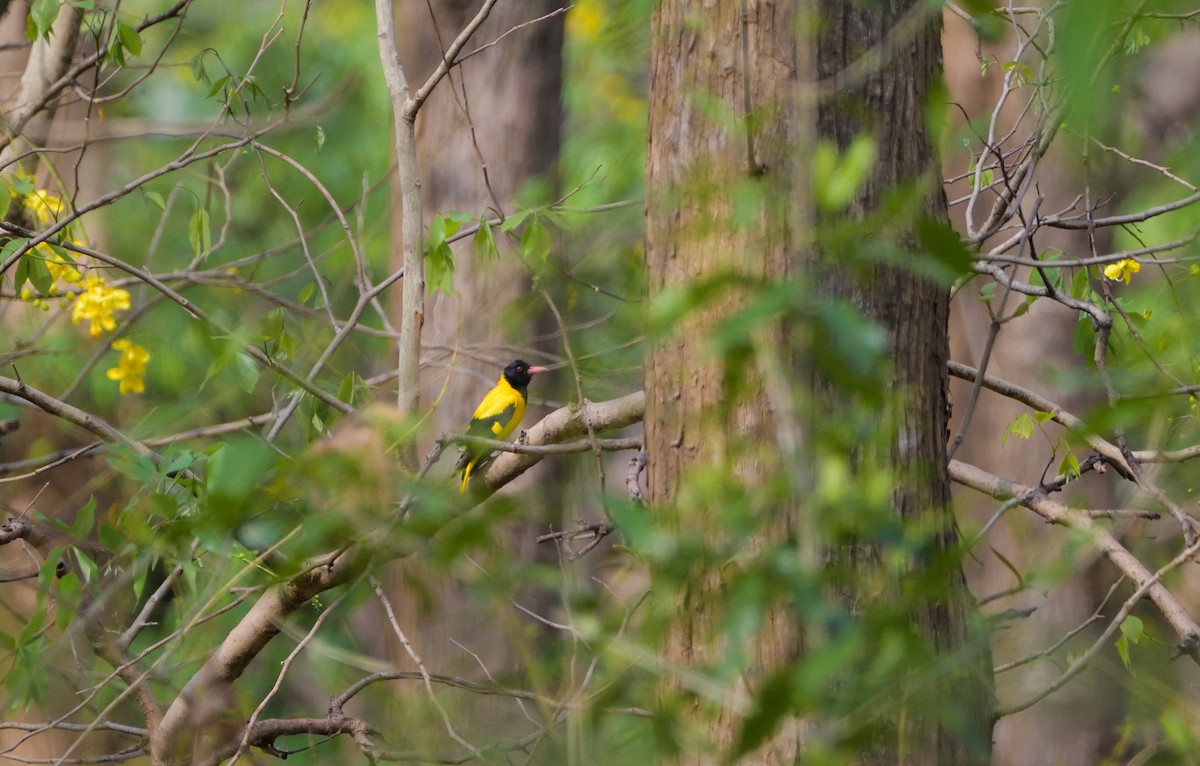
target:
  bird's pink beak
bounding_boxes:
[529,366,549,374]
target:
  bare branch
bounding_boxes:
[475,391,646,495]
[0,376,159,464]
[405,0,502,119]
[950,459,1200,663]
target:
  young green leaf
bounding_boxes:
[69,497,96,539]
[1057,449,1080,480]
[26,252,52,295]
[427,241,455,296]
[1120,615,1144,643]
[189,207,211,259]
[473,219,497,260]
[521,219,552,263]
[812,134,877,212]
[28,0,60,41]
[1002,412,1035,445]
[117,21,142,56]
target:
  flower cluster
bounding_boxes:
[22,187,63,225]
[72,276,132,338]
[13,175,146,393]
[106,340,150,395]
[1103,258,1141,284]
[43,248,82,285]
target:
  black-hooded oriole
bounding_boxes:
[457,359,548,492]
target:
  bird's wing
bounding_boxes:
[466,382,526,442]
[465,403,518,440]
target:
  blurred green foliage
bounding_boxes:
[5,0,1200,763]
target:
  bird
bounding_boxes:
[457,359,548,492]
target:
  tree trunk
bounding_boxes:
[644,0,993,762]
[645,0,800,761]
[380,0,563,745]
[813,3,993,762]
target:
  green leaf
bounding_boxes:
[190,50,210,84]
[97,522,122,551]
[473,219,497,260]
[26,252,52,295]
[28,0,60,40]
[116,21,141,56]
[1124,26,1150,55]
[204,438,278,526]
[315,125,325,151]
[18,602,47,646]
[1116,633,1130,670]
[812,134,876,212]
[145,190,165,211]
[106,449,159,486]
[131,559,152,604]
[337,371,365,405]
[206,74,230,99]
[916,216,975,283]
[55,571,80,630]
[69,497,96,538]
[427,241,455,296]
[498,209,531,233]
[8,175,34,196]
[1057,449,1080,480]
[1002,412,1035,445]
[12,249,29,292]
[298,281,316,305]
[732,670,793,756]
[4,239,33,288]
[1075,268,1094,301]
[1033,411,1055,423]
[71,548,97,585]
[427,213,447,250]
[520,219,552,263]
[1120,615,1144,644]
[189,206,211,259]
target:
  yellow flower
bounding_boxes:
[36,242,82,287]
[71,275,130,337]
[106,339,150,395]
[567,0,605,43]
[1103,258,1141,284]
[23,189,63,225]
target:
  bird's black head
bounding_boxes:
[503,359,548,389]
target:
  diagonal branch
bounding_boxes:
[477,391,646,496]
[150,390,645,764]
[950,459,1200,663]
[0,376,159,463]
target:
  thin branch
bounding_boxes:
[950,459,1200,664]
[405,0,502,119]
[0,376,159,464]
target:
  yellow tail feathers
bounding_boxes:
[459,458,477,493]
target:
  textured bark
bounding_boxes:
[645,0,799,761]
[645,0,992,763]
[813,2,993,762]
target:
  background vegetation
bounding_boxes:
[1,0,1200,764]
